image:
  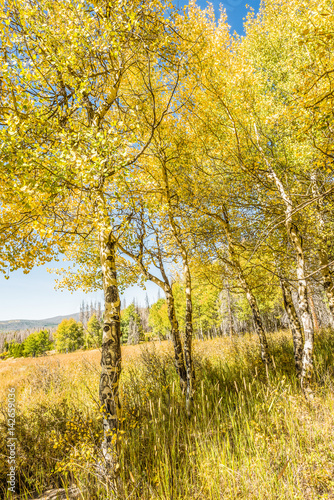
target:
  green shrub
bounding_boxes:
[6,341,25,358]
[24,330,52,357]
[54,319,84,353]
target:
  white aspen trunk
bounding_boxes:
[254,125,315,391]
[311,172,334,325]
[99,229,122,476]
[165,288,187,393]
[280,278,304,377]
[263,160,314,394]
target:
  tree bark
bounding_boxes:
[285,221,314,394]
[280,278,304,377]
[288,223,314,395]
[165,288,187,393]
[99,230,122,475]
[262,159,314,394]
[200,319,204,340]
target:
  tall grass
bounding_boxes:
[1,330,334,499]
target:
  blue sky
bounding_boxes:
[176,0,261,34]
[0,262,161,320]
[0,0,261,321]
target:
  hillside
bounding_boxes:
[0,312,80,333]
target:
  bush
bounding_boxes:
[54,319,84,353]
[3,330,52,358]
[24,330,52,357]
[4,341,25,358]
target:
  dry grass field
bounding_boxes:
[1,331,334,499]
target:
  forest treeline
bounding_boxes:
[1,0,334,483]
[3,282,284,358]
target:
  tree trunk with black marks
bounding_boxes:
[280,278,304,377]
[262,158,314,395]
[99,230,122,477]
[165,288,187,393]
[183,256,195,417]
[287,224,314,395]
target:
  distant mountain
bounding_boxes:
[0,312,80,333]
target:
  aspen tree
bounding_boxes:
[117,211,188,392]
[142,124,197,414]
[279,277,304,377]
[0,0,187,480]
